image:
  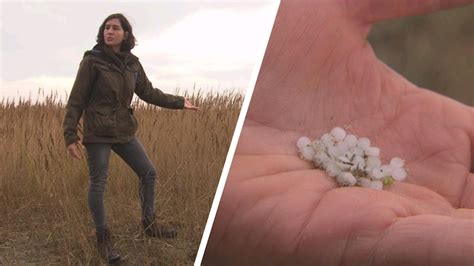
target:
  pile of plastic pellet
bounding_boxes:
[297,127,407,189]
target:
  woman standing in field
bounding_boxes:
[63,13,199,263]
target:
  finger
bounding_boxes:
[369,215,474,265]
[67,148,74,158]
[69,145,81,160]
[68,149,77,159]
[72,149,81,160]
[459,173,474,208]
[76,150,83,160]
[350,0,474,23]
[186,105,200,111]
[73,143,82,159]
[76,143,84,157]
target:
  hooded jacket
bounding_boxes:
[63,45,184,146]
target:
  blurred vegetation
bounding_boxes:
[368,5,473,106]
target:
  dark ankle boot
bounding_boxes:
[143,218,177,238]
[96,227,121,263]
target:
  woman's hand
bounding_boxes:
[183,98,201,111]
[205,0,474,265]
[67,141,83,160]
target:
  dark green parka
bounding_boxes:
[63,45,184,146]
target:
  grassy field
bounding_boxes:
[0,91,242,264]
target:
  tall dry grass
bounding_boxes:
[0,90,242,264]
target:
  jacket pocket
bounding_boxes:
[129,108,138,133]
[91,106,118,137]
[120,108,138,135]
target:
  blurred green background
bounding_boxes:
[368,5,473,106]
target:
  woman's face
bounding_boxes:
[103,18,126,50]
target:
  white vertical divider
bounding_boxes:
[194,1,280,265]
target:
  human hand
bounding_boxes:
[205,0,474,265]
[184,98,201,111]
[66,141,83,160]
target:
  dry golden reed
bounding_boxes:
[0,90,242,265]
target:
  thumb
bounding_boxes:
[76,142,84,159]
[353,0,474,23]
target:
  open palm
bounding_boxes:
[205,0,474,265]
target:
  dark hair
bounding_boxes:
[97,13,136,51]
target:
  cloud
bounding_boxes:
[133,5,275,90]
[0,2,277,102]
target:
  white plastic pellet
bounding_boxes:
[344,134,358,148]
[297,136,312,149]
[300,146,314,161]
[358,178,372,188]
[337,156,351,163]
[390,157,405,169]
[365,147,380,157]
[352,147,365,156]
[366,156,382,170]
[336,172,357,186]
[369,180,383,190]
[391,168,407,181]
[326,145,338,158]
[351,156,366,171]
[330,127,346,141]
[321,133,334,145]
[335,142,349,157]
[311,140,324,152]
[371,167,385,179]
[381,165,393,176]
[357,137,371,149]
[296,127,407,190]
[314,152,329,163]
[325,161,342,177]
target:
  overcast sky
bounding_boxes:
[0,1,278,102]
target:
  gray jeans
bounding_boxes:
[85,137,156,230]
